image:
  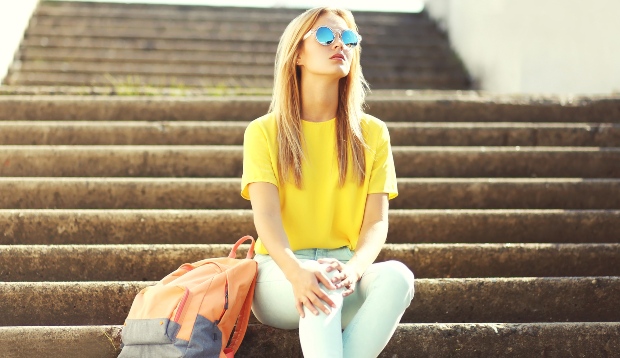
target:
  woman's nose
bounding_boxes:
[331,35,344,50]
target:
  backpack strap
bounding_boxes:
[224,268,258,357]
[223,235,258,357]
[229,235,256,259]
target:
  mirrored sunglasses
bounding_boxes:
[303,26,362,48]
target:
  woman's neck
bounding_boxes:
[300,75,339,122]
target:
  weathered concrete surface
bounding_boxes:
[0,145,618,178]
[2,323,616,358]
[28,16,437,35]
[0,277,618,325]
[13,3,465,90]
[19,47,279,65]
[19,47,454,66]
[1,121,618,147]
[10,55,465,76]
[0,209,257,245]
[0,145,245,177]
[18,53,456,73]
[18,60,275,76]
[21,35,451,58]
[243,323,620,358]
[394,178,620,209]
[0,85,274,97]
[0,178,250,209]
[392,146,620,178]
[1,209,618,245]
[1,243,619,282]
[0,96,273,121]
[0,326,122,358]
[7,71,465,89]
[1,95,619,122]
[0,87,458,97]
[5,72,276,88]
[22,28,447,49]
[388,209,620,243]
[0,178,618,210]
[34,1,431,24]
[0,121,248,145]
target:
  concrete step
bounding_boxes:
[15,60,465,80]
[0,178,618,209]
[33,5,435,27]
[28,18,440,36]
[19,47,459,66]
[2,243,618,282]
[0,277,617,325]
[6,71,467,90]
[35,2,433,25]
[19,48,460,69]
[16,58,463,75]
[0,209,617,245]
[0,85,275,97]
[0,146,618,178]
[17,61,277,77]
[1,121,618,146]
[22,36,453,57]
[6,72,276,89]
[24,26,448,47]
[20,47,279,65]
[1,95,618,122]
[3,323,618,358]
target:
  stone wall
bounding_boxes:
[425,0,620,94]
[0,0,40,84]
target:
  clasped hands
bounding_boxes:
[288,258,361,318]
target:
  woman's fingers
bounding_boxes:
[298,289,333,316]
[295,300,306,318]
[342,286,355,296]
[301,296,321,316]
[317,258,343,273]
[316,270,338,291]
[309,291,332,315]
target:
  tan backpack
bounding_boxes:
[119,236,258,358]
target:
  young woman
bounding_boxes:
[241,6,415,358]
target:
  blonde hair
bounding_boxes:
[269,7,369,188]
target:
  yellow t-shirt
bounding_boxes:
[240,112,398,255]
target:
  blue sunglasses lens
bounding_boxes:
[314,27,360,47]
[315,26,335,45]
[341,29,359,46]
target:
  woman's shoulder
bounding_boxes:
[246,112,278,136]
[360,113,389,137]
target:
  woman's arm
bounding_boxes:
[347,192,390,278]
[248,182,339,317]
[320,193,389,295]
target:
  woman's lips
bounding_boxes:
[330,54,345,61]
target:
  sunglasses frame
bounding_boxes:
[302,26,362,48]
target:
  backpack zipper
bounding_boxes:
[218,279,229,322]
[173,287,190,323]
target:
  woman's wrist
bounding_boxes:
[269,248,303,281]
[345,259,365,281]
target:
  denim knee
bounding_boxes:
[369,261,415,303]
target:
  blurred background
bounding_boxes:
[1,0,619,94]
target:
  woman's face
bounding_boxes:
[297,12,355,80]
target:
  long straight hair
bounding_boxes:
[269,7,369,188]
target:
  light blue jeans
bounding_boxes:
[251,247,415,358]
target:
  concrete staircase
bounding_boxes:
[0,1,619,357]
[0,92,619,357]
[3,0,470,90]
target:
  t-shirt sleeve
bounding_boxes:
[368,122,398,200]
[240,121,279,200]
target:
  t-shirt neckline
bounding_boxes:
[301,117,336,124]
